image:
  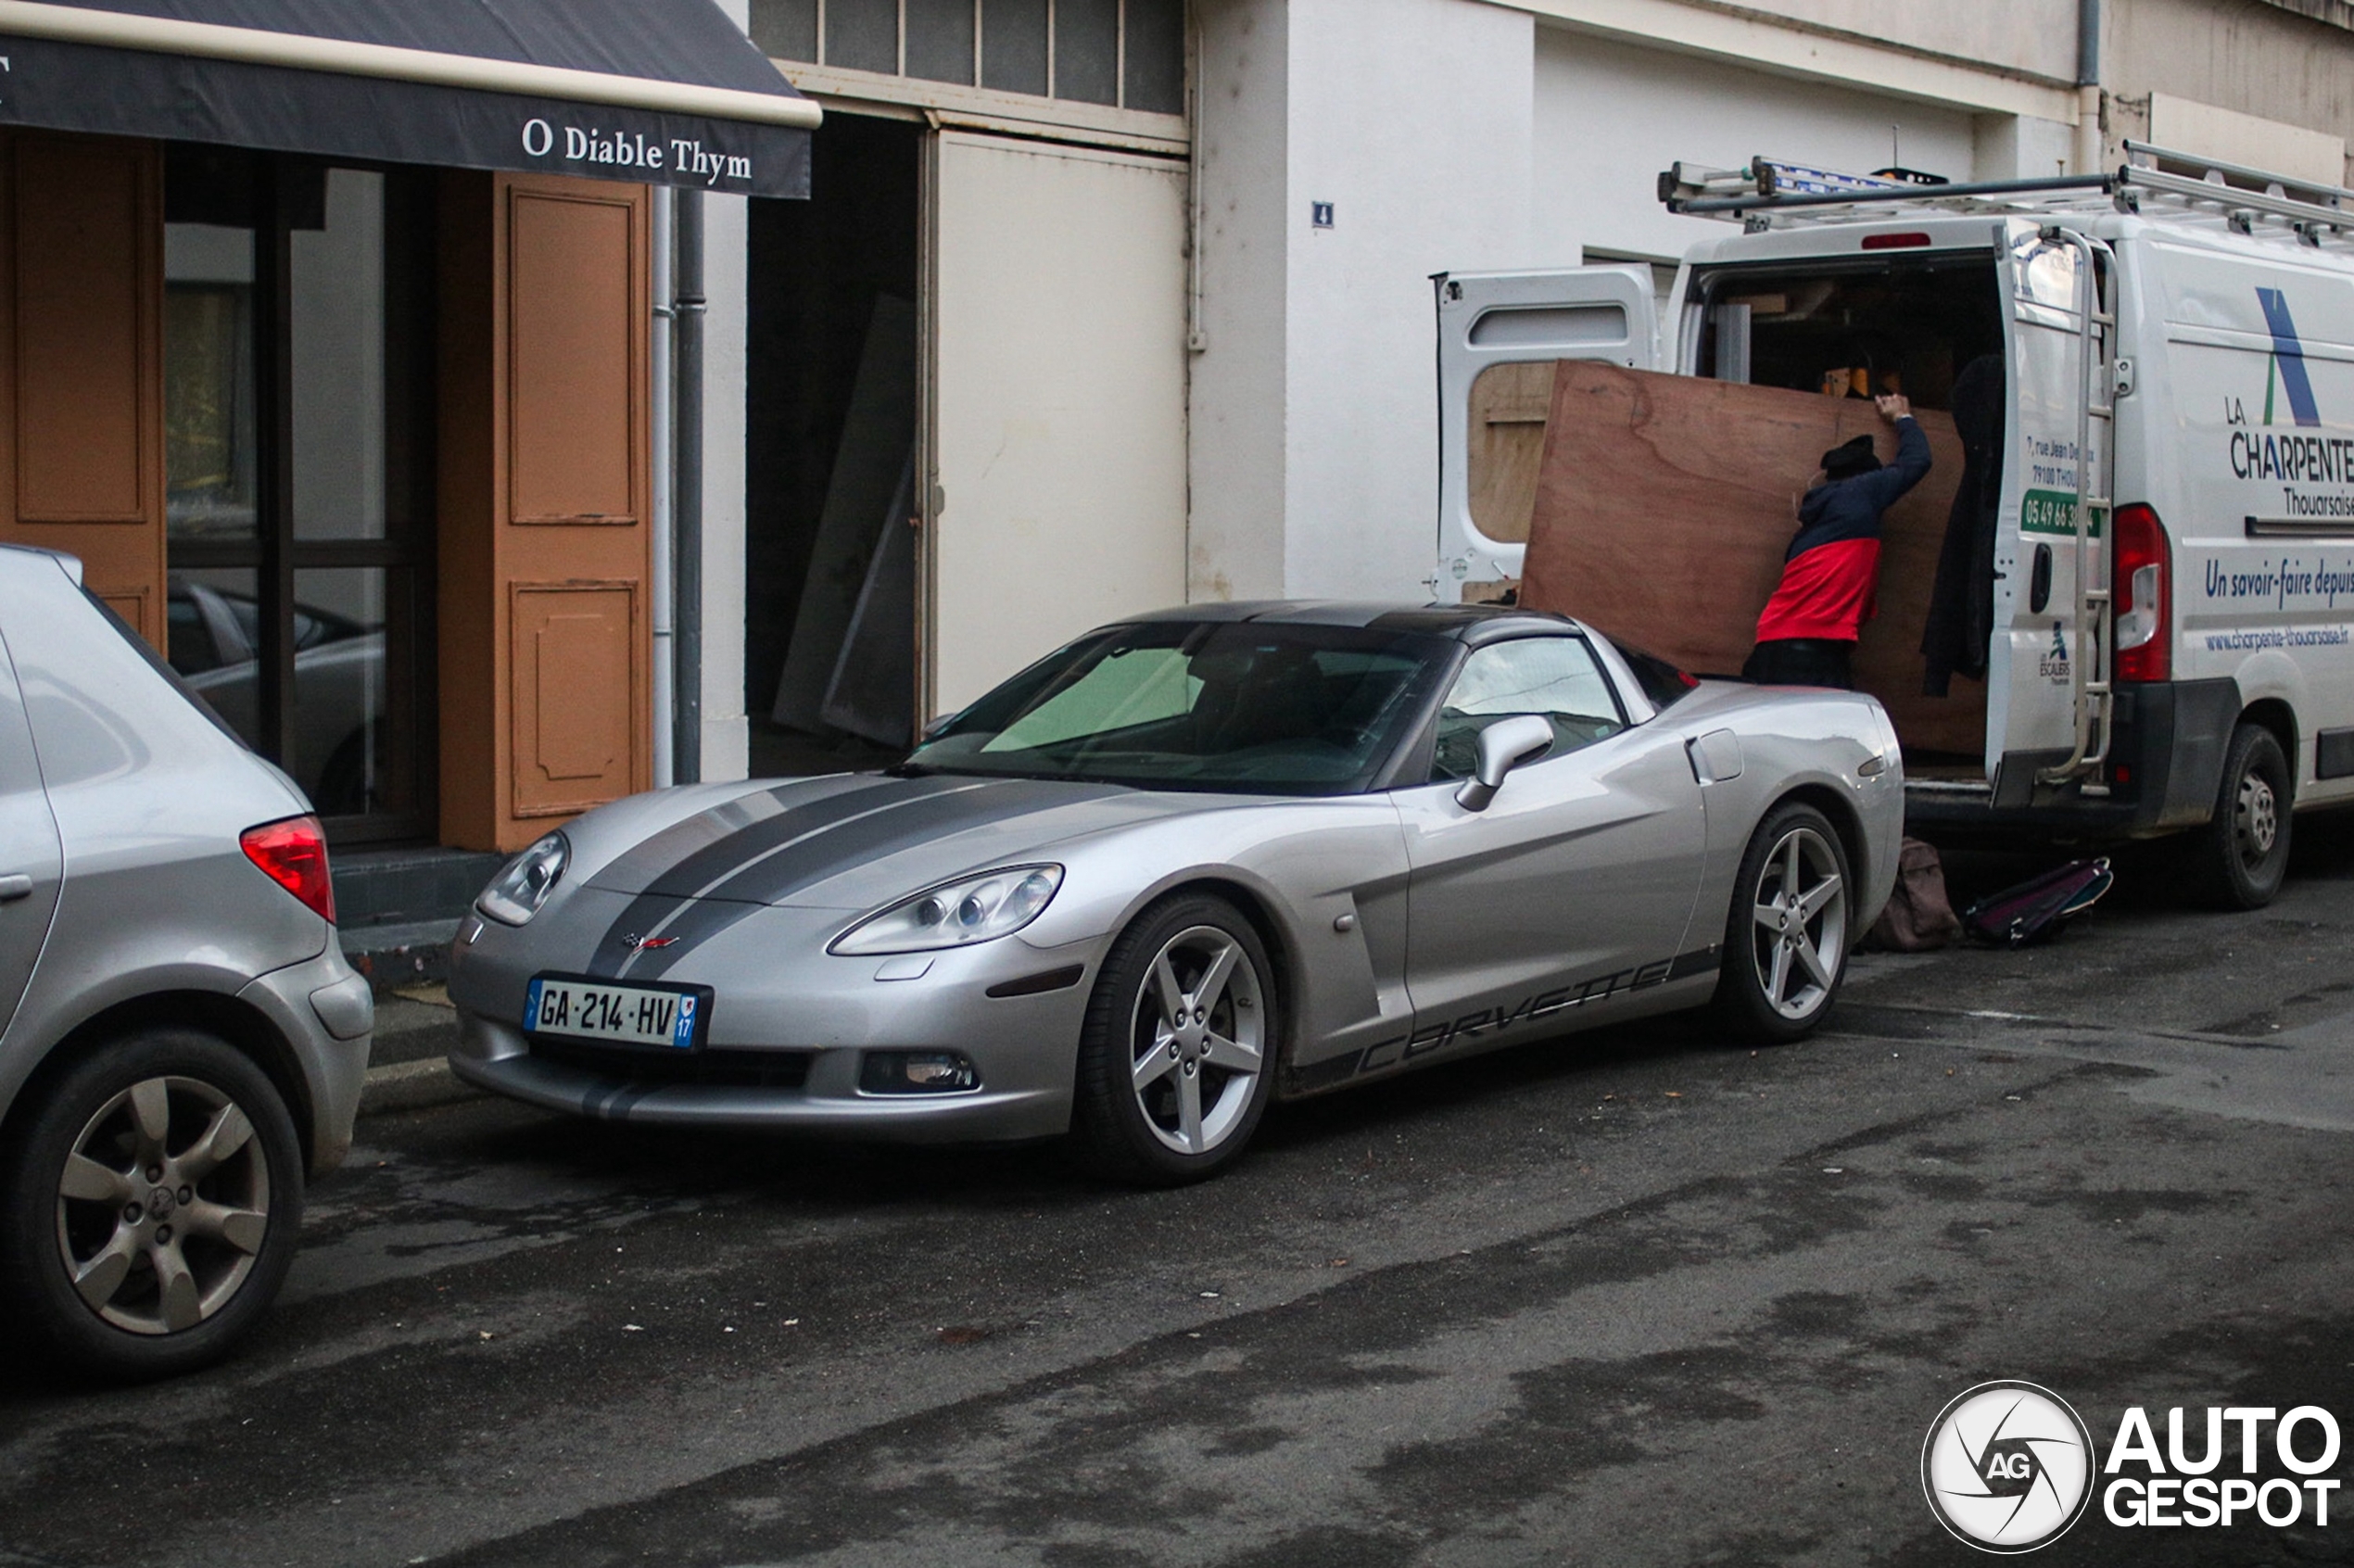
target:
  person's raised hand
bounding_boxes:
[1876,393,1913,423]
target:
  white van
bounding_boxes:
[1436,144,2354,908]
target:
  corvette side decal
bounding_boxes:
[1291,944,1723,1089]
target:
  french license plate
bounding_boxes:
[524,976,706,1051]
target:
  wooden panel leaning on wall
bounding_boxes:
[0,133,168,650]
[1515,362,1982,757]
[438,171,652,854]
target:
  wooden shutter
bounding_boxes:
[0,133,166,647]
[438,171,652,853]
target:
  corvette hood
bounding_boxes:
[581,772,1215,910]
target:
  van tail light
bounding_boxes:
[241,815,336,924]
[2112,502,2170,684]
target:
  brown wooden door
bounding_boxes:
[0,133,167,647]
[439,171,652,854]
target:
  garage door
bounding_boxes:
[927,131,1188,716]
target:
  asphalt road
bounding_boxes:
[9,826,2354,1567]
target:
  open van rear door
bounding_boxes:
[1987,219,2116,791]
[1434,268,1657,601]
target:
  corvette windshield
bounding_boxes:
[905,622,1449,794]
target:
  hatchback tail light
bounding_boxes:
[2112,502,2171,684]
[242,816,336,924]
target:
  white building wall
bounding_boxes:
[1283,0,1534,599]
[1530,27,1979,271]
[1193,0,1532,603]
[1190,0,1295,601]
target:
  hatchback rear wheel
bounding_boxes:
[0,1028,303,1381]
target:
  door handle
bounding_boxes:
[0,874,32,902]
[2029,544,2054,614]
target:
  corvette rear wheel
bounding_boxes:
[1713,802,1851,1044]
[1072,893,1277,1185]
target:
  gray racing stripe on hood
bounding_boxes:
[590,780,993,980]
[590,776,1121,981]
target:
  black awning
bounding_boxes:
[0,0,816,197]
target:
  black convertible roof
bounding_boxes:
[1123,601,1587,646]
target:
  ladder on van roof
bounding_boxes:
[1661,142,2354,251]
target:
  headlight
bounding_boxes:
[829,865,1063,956]
[476,831,570,926]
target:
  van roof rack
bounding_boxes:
[1661,142,2354,247]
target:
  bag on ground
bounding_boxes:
[1961,858,2114,948]
[1867,837,1965,952]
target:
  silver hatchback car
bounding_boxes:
[0,546,373,1379]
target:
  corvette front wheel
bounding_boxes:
[1713,802,1852,1044]
[1072,893,1277,1186]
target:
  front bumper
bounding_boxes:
[448,1018,1070,1142]
[445,893,1104,1144]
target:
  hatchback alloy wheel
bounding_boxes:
[56,1074,273,1335]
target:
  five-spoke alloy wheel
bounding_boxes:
[1075,893,1278,1184]
[1715,802,1853,1043]
[1,1029,302,1381]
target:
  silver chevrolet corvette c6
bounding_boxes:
[446,602,1904,1184]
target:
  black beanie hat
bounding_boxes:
[1821,435,1880,480]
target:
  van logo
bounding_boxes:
[2039,622,2070,684]
[2258,288,2322,428]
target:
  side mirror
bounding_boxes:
[1455,714,1555,811]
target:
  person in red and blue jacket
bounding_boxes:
[1742,393,1931,689]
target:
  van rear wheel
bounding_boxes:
[2188,722,2292,911]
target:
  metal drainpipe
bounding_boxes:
[650,185,676,789]
[2075,0,2102,177]
[673,186,705,786]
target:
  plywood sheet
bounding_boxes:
[1467,360,1550,544]
[1517,362,1984,755]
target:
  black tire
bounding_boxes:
[0,1029,304,1381]
[1071,892,1278,1186]
[1712,801,1854,1044]
[2186,723,2293,911]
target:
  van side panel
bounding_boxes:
[2139,237,2354,807]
